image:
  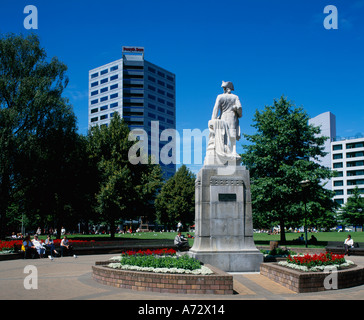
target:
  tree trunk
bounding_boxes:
[280,216,286,243]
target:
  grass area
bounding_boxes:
[253,231,364,244]
[47,231,364,249]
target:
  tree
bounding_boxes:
[341,187,364,231]
[155,164,195,230]
[87,113,163,237]
[241,96,336,242]
[0,33,73,237]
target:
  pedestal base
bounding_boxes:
[189,165,263,273]
[188,249,263,273]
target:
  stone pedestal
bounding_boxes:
[188,165,263,272]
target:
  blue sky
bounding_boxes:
[1,0,363,172]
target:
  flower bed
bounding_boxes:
[108,248,213,275]
[278,252,354,272]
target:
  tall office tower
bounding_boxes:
[331,137,364,205]
[310,111,364,206]
[88,47,176,178]
[309,111,337,190]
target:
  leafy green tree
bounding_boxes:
[155,164,195,230]
[87,113,163,237]
[241,96,336,242]
[0,33,74,237]
[340,187,364,231]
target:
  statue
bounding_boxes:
[205,81,242,165]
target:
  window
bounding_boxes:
[110,102,118,108]
[347,142,364,149]
[167,75,174,82]
[167,93,174,99]
[148,113,156,119]
[148,76,156,82]
[334,181,343,187]
[157,71,165,78]
[148,103,156,110]
[335,171,343,177]
[158,107,165,113]
[347,179,364,186]
[100,105,108,111]
[110,75,118,81]
[91,72,98,79]
[348,188,364,195]
[158,89,165,95]
[100,69,108,75]
[110,93,118,99]
[148,94,156,100]
[110,65,118,72]
[91,90,98,96]
[333,145,343,151]
[158,98,165,104]
[335,199,344,205]
[110,84,118,90]
[91,108,98,114]
[100,114,108,120]
[347,170,364,177]
[91,117,98,122]
[100,87,108,93]
[148,67,156,73]
[333,154,343,160]
[166,110,174,116]
[100,96,108,102]
[91,81,98,87]
[347,160,364,167]
[167,84,174,90]
[335,190,344,196]
[148,85,156,91]
[91,99,98,105]
[158,80,165,86]
[100,78,108,84]
[347,151,364,158]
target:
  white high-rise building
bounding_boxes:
[310,111,364,205]
[88,46,176,178]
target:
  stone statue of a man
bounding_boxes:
[205,81,242,165]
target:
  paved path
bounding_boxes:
[0,254,363,300]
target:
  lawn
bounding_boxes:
[65,230,364,248]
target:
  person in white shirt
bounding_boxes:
[344,234,354,255]
[32,235,45,258]
[60,236,72,257]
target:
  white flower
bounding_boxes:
[106,263,213,275]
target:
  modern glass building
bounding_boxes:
[88,47,176,179]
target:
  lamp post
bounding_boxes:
[300,180,311,248]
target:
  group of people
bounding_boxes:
[22,234,73,259]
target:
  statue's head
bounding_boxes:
[221,81,234,92]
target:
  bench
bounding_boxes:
[326,241,364,256]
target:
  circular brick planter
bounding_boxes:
[92,261,233,295]
[260,262,364,293]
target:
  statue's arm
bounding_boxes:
[211,96,221,120]
[234,97,242,118]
